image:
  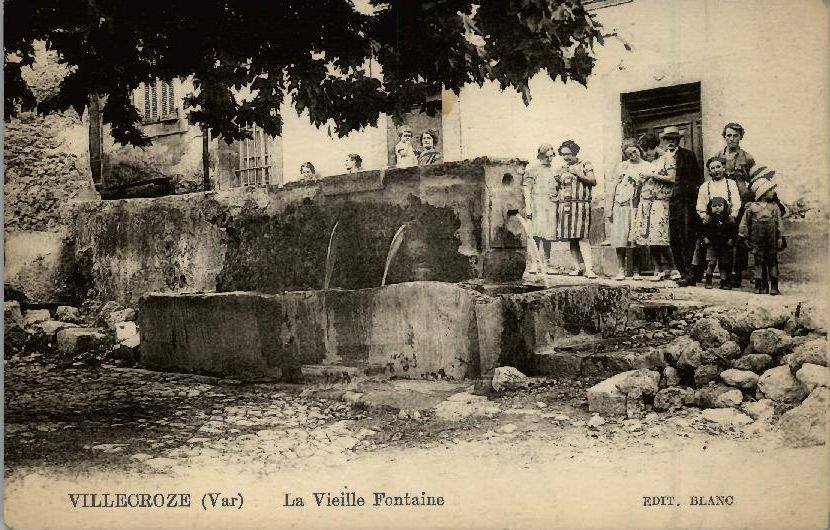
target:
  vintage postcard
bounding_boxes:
[3,0,829,528]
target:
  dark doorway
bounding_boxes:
[620,82,703,274]
[621,82,703,164]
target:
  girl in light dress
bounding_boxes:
[522,143,559,278]
[605,138,655,280]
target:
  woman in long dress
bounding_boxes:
[522,143,559,277]
[605,138,649,280]
[555,140,597,278]
[633,133,678,280]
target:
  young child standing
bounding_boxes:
[696,156,741,286]
[738,171,786,295]
[700,197,736,289]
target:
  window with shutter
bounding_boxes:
[234,124,272,187]
[141,79,177,123]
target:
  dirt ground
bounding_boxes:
[5,352,829,529]
[4,282,829,529]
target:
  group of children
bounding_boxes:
[696,157,786,295]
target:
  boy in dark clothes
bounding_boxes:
[738,175,787,295]
[700,197,736,289]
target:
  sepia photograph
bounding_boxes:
[2,0,829,528]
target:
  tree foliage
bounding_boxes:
[5,0,605,146]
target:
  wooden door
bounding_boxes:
[634,112,703,166]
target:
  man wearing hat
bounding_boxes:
[739,167,786,295]
[656,126,704,286]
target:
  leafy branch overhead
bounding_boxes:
[4,0,604,146]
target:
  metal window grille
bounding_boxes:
[142,79,177,122]
[235,125,271,187]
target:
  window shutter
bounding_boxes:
[150,81,158,120]
[143,83,151,120]
[161,82,169,117]
[166,81,175,116]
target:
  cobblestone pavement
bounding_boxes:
[4,354,382,476]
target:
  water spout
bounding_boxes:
[381,224,407,287]
[511,215,550,287]
[323,221,339,290]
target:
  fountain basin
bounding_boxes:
[139,281,630,380]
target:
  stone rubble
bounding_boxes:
[584,297,828,447]
[778,387,828,448]
[491,366,530,393]
[794,363,829,392]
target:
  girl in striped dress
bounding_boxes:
[555,140,597,278]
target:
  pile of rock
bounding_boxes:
[587,299,828,447]
[3,299,141,367]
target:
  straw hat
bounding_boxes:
[749,166,777,199]
[660,126,683,138]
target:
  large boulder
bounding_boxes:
[96,301,124,326]
[664,336,703,365]
[625,348,667,371]
[55,305,82,323]
[105,308,137,330]
[796,300,828,334]
[718,304,794,336]
[795,364,829,392]
[749,328,794,356]
[690,318,731,348]
[787,338,827,372]
[3,231,78,305]
[662,366,680,387]
[694,364,722,387]
[741,399,775,421]
[779,387,828,447]
[732,353,774,373]
[720,368,760,389]
[4,302,28,355]
[586,380,625,416]
[115,321,140,347]
[654,386,693,412]
[5,301,24,328]
[714,341,742,363]
[696,382,739,409]
[587,369,659,417]
[23,309,51,328]
[110,321,141,363]
[491,366,529,392]
[757,366,809,403]
[4,301,27,355]
[613,369,660,395]
[701,408,753,428]
[56,328,107,356]
[713,388,743,408]
[32,320,79,340]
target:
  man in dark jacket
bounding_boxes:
[654,127,703,285]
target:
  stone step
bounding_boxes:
[626,299,706,323]
[533,347,667,380]
[299,364,372,383]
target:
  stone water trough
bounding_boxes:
[139,281,630,381]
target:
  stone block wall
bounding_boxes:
[72,158,528,306]
[3,43,97,232]
[139,281,631,381]
[140,282,482,380]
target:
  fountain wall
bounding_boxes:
[139,282,631,380]
[71,158,528,306]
